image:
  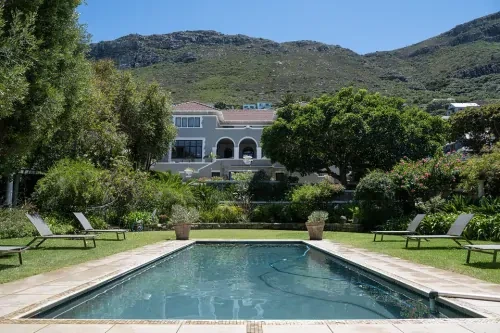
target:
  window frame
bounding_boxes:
[174,116,202,128]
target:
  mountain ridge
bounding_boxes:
[89,11,500,105]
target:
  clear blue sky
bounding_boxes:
[78,0,499,54]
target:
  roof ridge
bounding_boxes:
[174,101,217,110]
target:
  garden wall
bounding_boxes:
[186,222,363,232]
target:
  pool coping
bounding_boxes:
[1,239,500,332]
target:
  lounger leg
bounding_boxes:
[26,237,38,247]
[373,234,377,242]
[36,238,46,247]
[493,251,497,263]
[83,239,87,248]
[123,232,126,240]
[405,238,409,248]
[465,238,473,245]
[466,250,471,264]
[116,232,120,241]
[93,238,96,247]
[18,252,23,265]
[417,239,421,249]
[381,235,384,241]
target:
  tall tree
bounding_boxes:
[0,0,88,176]
[450,104,500,154]
[262,88,449,185]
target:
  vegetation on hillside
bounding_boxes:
[90,12,500,105]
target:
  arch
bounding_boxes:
[237,136,259,147]
[215,137,236,147]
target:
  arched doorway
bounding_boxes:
[238,138,258,158]
[216,138,235,159]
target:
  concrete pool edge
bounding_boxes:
[0,239,499,331]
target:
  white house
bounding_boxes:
[446,103,480,116]
[151,101,331,182]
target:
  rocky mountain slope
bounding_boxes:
[90,12,500,104]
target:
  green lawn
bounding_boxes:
[0,230,498,284]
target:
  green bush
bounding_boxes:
[200,205,246,223]
[355,171,400,230]
[417,213,460,235]
[43,214,77,234]
[169,205,200,224]
[122,211,158,229]
[33,159,111,214]
[465,214,500,241]
[290,181,345,219]
[379,216,413,231]
[0,208,36,239]
[250,204,295,223]
[416,196,446,214]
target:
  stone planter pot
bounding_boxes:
[173,223,192,240]
[306,221,325,240]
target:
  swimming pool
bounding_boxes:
[33,242,472,320]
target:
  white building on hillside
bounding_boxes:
[446,103,479,116]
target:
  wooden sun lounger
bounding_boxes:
[0,246,29,265]
[404,213,474,249]
[372,214,426,241]
[25,214,97,248]
[73,212,128,240]
[463,244,500,263]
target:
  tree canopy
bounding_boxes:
[261,88,449,185]
[450,104,500,154]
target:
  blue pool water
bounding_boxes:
[34,243,471,320]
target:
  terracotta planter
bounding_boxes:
[173,223,192,240]
[306,221,325,240]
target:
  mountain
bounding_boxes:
[89,12,500,105]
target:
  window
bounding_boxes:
[211,171,221,178]
[175,117,201,128]
[172,140,203,159]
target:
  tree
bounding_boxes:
[0,0,88,176]
[450,104,500,154]
[275,93,298,108]
[261,88,449,185]
[213,101,227,110]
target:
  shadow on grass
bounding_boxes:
[403,246,463,250]
[373,239,408,243]
[35,246,95,250]
[465,262,500,269]
[0,263,20,271]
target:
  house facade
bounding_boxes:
[152,102,328,182]
[446,102,479,116]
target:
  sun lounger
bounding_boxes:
[404,213,474,248]
[25,213,97,248]
[73,212,128,240]
[463,244,500,263]
[372,214,426,241]
[0,246,29,265]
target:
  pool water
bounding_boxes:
[35,243,470,320]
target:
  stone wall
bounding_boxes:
[185,222,363,232]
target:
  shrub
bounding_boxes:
[391,153,463,202]
[460,143,500,197]
[417,213,458,235]
[379,216,413,231]
[33,159,111,214]
[169,205,200,225]
[43,214,77,234]
[250,204,296,223]
[248,170,293,201]
[307,211,328,225]
[355,171,400,230]
[122,211,159,229]
[0,208,36,239]
[465,214,500,241]
[200,205,246,223]
[416,196,446,214]
[290,181,344,219]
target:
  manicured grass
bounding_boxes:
[0,230,498,284]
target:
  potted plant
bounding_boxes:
[306,210,328,240]
[169,204,199,240]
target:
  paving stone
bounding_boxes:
[0,294,49,307]
[37,324,113,333]
[459,322,500,333]
[0,324,48,333]
[0,306,19,317]
[178,324,247,333]
[394,323,473,333]
[263,324,332,333]
[328,323,401,333]
[15,285,71,295]
[107,324,181,333]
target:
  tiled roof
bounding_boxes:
[221,110,275,122]
[173,101,216,111]
[173,101,275,123]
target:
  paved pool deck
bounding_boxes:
[0,239,499,332]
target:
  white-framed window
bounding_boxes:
[175,116,201,128]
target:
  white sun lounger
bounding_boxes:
[463,244,500,263]
[372,214,426,241]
